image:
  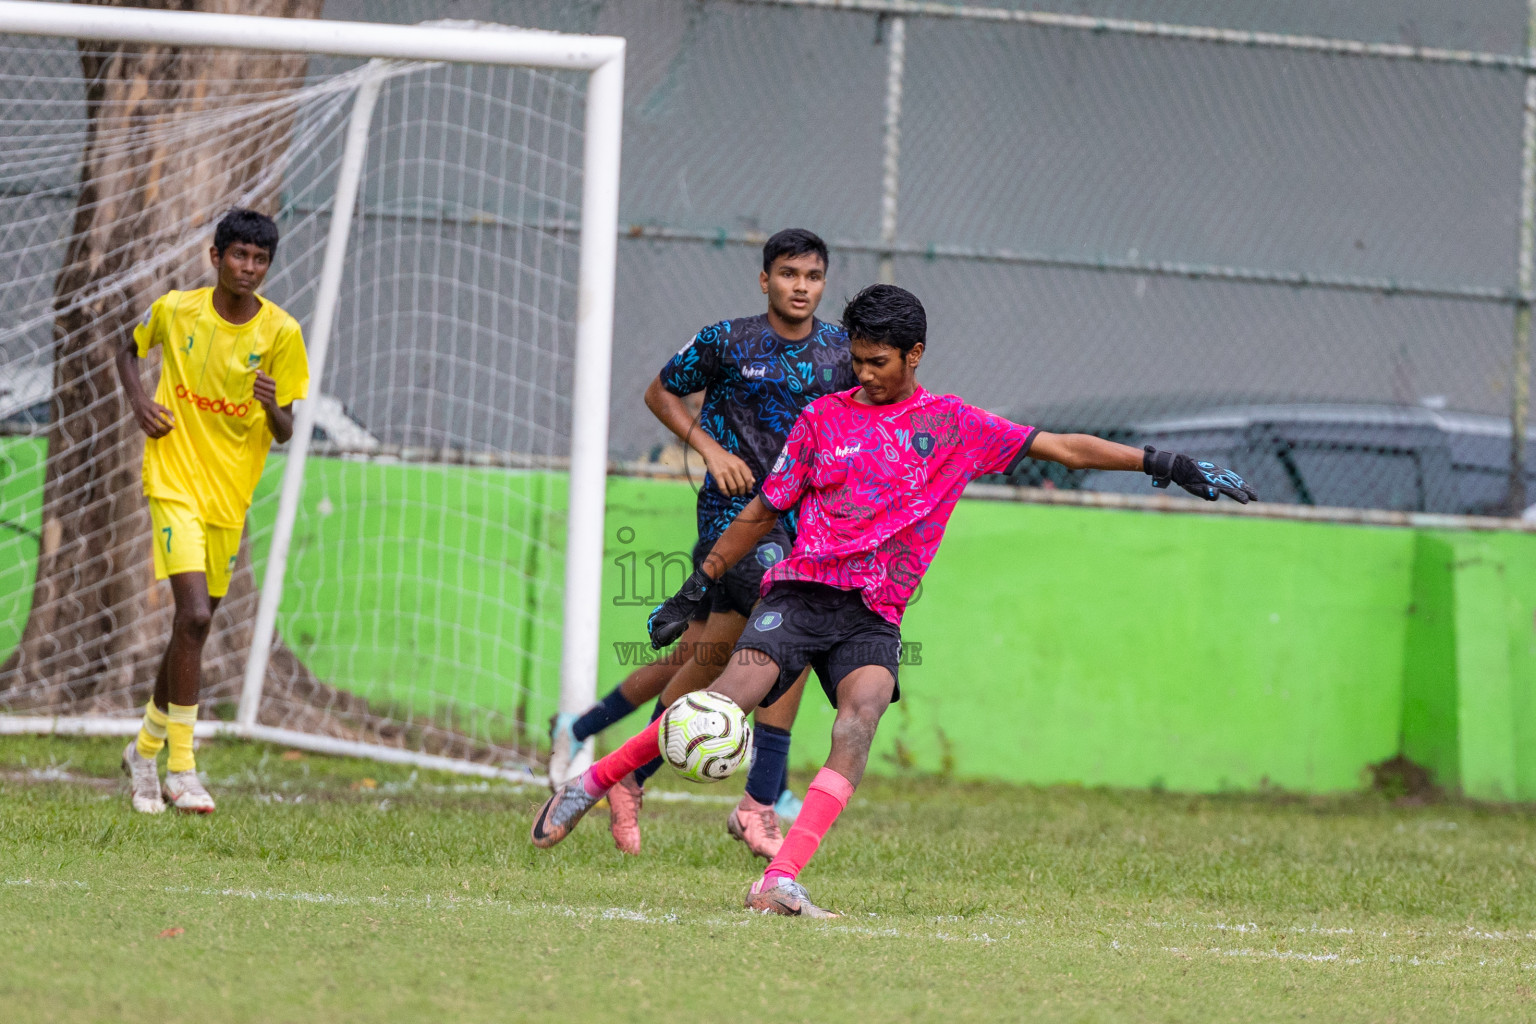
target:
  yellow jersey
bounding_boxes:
[134,287,309,527]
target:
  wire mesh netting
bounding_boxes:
[0,28,586,765]
[11,1,1534,518]
[332,0,1536,516]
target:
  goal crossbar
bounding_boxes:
[0,1,624,69]
[0,1,625,779]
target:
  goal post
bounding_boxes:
[235,62,386,733]
[0,1,623,779]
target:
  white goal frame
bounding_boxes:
[0,0,625,781]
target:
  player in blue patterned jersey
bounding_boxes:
[548,229,855,858]
[659,310,850,545]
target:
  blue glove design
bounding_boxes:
[1143,446,1258,504]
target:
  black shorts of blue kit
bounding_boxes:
[689,525,794,621]
[733,581,902,709]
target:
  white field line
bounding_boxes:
[157,885,687,923]
[1141,918,1536,943]
[641,790,740,805]
[1463,927,1536,941]
[1163,945,1364,964]
[4,764,742,806]
[0,767,118,789]
[1161,946,1535,969]
[240,786,739,807]
[11,877,1536,965]
[179,887,1011,943]
[14,877,1536,966]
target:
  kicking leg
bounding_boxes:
[746,665,895,918]
[605,612,743,854]
[531,648,781,849]
[630,609,746,785]
[549,618,706,790]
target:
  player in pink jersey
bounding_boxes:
[530,284,1257,917]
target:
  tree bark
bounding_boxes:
[0,0,324,714]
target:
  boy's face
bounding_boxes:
[760,251,826,326]
[209,240,272,299]
[851,335,923,405]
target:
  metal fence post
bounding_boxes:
[1510,0,1536,514]
[877,13,905,285]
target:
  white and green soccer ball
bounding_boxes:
[660,690,752,783]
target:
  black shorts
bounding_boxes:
[733,581,902,709]
[690,525,794,620]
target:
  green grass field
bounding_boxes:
[5,736,1536,1023]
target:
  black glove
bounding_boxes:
[648,568,712,650]
[1143,446,1258,504]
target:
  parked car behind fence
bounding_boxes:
[995,403,1536,517]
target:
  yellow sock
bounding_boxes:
[165,703,198,773]
[135,702,168,760]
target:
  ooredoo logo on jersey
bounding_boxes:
[174,383,250,419]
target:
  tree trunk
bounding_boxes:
[0,0,323,714]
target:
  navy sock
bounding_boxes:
[632,699,667,786]
[777,754,791,798]
[745,723,791,805]
[571,685,637,743]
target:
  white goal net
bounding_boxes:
[0,4,623,778]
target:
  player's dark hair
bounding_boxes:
[213,207,279,258]
[841,283,926,355]
[761,228,828,273]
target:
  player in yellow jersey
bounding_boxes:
[115,208,309,814]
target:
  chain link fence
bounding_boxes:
[7,0,1536,516]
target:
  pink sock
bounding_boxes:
[583,718,663,796]
[762,767,855,885]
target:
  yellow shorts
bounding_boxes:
[147,497,242,598]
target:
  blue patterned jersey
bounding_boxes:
[659,314,854,544]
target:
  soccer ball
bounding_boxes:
[660,690,752,783]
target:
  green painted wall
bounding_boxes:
[0,438,44,661]
[1401,534,1459,788]
[6,439,1536,799]
[874,501,1415,793]
[1407,531,1536,801]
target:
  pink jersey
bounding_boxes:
[758,386,1036,624]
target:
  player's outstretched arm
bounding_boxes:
[643,375,755,496]
[647,496,781,649]
[1027,431,1257,503]
[115,335,174,438]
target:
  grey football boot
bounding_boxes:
[530,777,601,848]
[744,876,839,918]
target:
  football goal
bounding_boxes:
[0,0,624,780]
